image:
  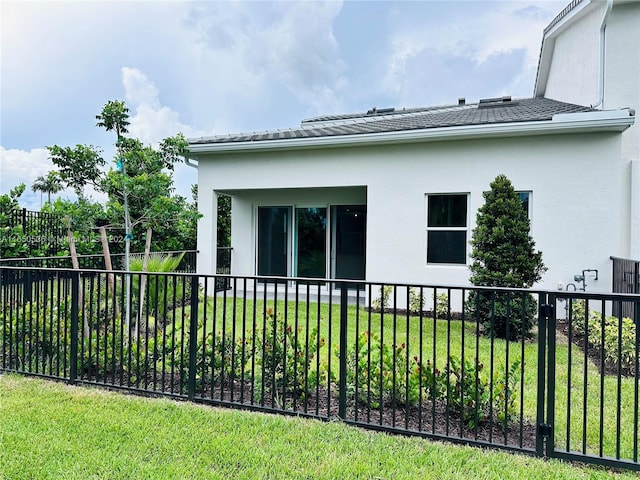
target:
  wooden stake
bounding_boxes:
[65,215,88,339]
[99,227,119,319]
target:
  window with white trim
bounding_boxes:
[518,191,532,219]
[426,194,468,264]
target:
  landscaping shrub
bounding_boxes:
[570,299,637,373]
[466,290,538,340]
[467,175,546,340]
[0,296,159,383]
[341,331,440,408]
[0,300,68,373]
[183,331,253,391]
[254,308,323,401]
[372,286,392,312]
[342,331,521,428]
[408,288,424,314]
[446,356,520,429]
[130,252,187,321]
[435,292,450,319]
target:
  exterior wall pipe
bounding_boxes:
[591,0,613,109]
[631,160,640,258]
[183,156,199,169]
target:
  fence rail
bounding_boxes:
[0,250,197,273]
[0,267,638,472]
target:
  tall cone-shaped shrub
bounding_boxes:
[467,174,547,340]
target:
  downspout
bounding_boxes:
[590,0,613,109]
[184,156,198,169]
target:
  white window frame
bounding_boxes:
[425,193,469,265]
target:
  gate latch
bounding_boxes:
[539,304,554,319]
[537,423,552,437]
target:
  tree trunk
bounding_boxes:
[135,227,153,342]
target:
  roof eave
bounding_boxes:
[188,110,634,156]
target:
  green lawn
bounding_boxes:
[3,279,637,466]
[0,374,634,480]
[179,296,639,461]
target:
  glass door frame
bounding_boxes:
[255,203,366,288]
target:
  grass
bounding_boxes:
[0,374,635,480]
[3,278,637,464]
[178,296,639,460]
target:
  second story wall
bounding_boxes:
[544,2,602,107]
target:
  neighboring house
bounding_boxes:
[187,1,637,295]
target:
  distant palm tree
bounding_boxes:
[32,171,63,206]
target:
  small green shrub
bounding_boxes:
[466,291,538,341]
[0,300,68,373]
[435,293,449,319]
[372,286,392,312]
[446,356,520,429]
[254,308,323,400]
[570,300,636,373]
[184,331,253,391]
[408,288,424,314]
[342,332,520,429]
[342,331,437,408]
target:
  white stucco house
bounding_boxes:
[186,0,638,294]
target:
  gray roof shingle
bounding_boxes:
[189,97,594,145]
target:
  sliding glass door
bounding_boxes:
[331,205,366,281]
[295,207,327,279]
[257,206,289,277]
[257,204,365,283]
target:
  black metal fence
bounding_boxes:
[2,208,64,258]
[0,267,638,472]
[0,250,197,272]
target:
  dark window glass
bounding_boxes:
[427,231,467,264]
[428,195,467,227]
[257,207,289,277]
[518,192,530,217]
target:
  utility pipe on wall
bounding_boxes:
[591,0,613,109]
[184,156,199,169]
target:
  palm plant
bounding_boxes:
[31,171,63,206]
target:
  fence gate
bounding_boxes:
[611,256,640,320]
[541,293,640,472]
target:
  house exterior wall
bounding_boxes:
[604,1,640,163]
[544,4,602,107]
[197,131,629,293]
[538,0,640,265]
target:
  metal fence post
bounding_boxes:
[69,272,79,384]
[187,275,199,400]
[338,282,348,419]
[535,292,549,457]
[544,294,557,458]
[23,269,32,304]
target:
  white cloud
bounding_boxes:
[0,146,107,209]
[0,146,51,191]
[123,67,189,145]
[382,1,564,103]
[182,1,347,126]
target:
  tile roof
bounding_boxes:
[189,97,594,145]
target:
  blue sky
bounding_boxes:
[1,0,565,209]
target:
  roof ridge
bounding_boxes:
[543,0,584,35]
